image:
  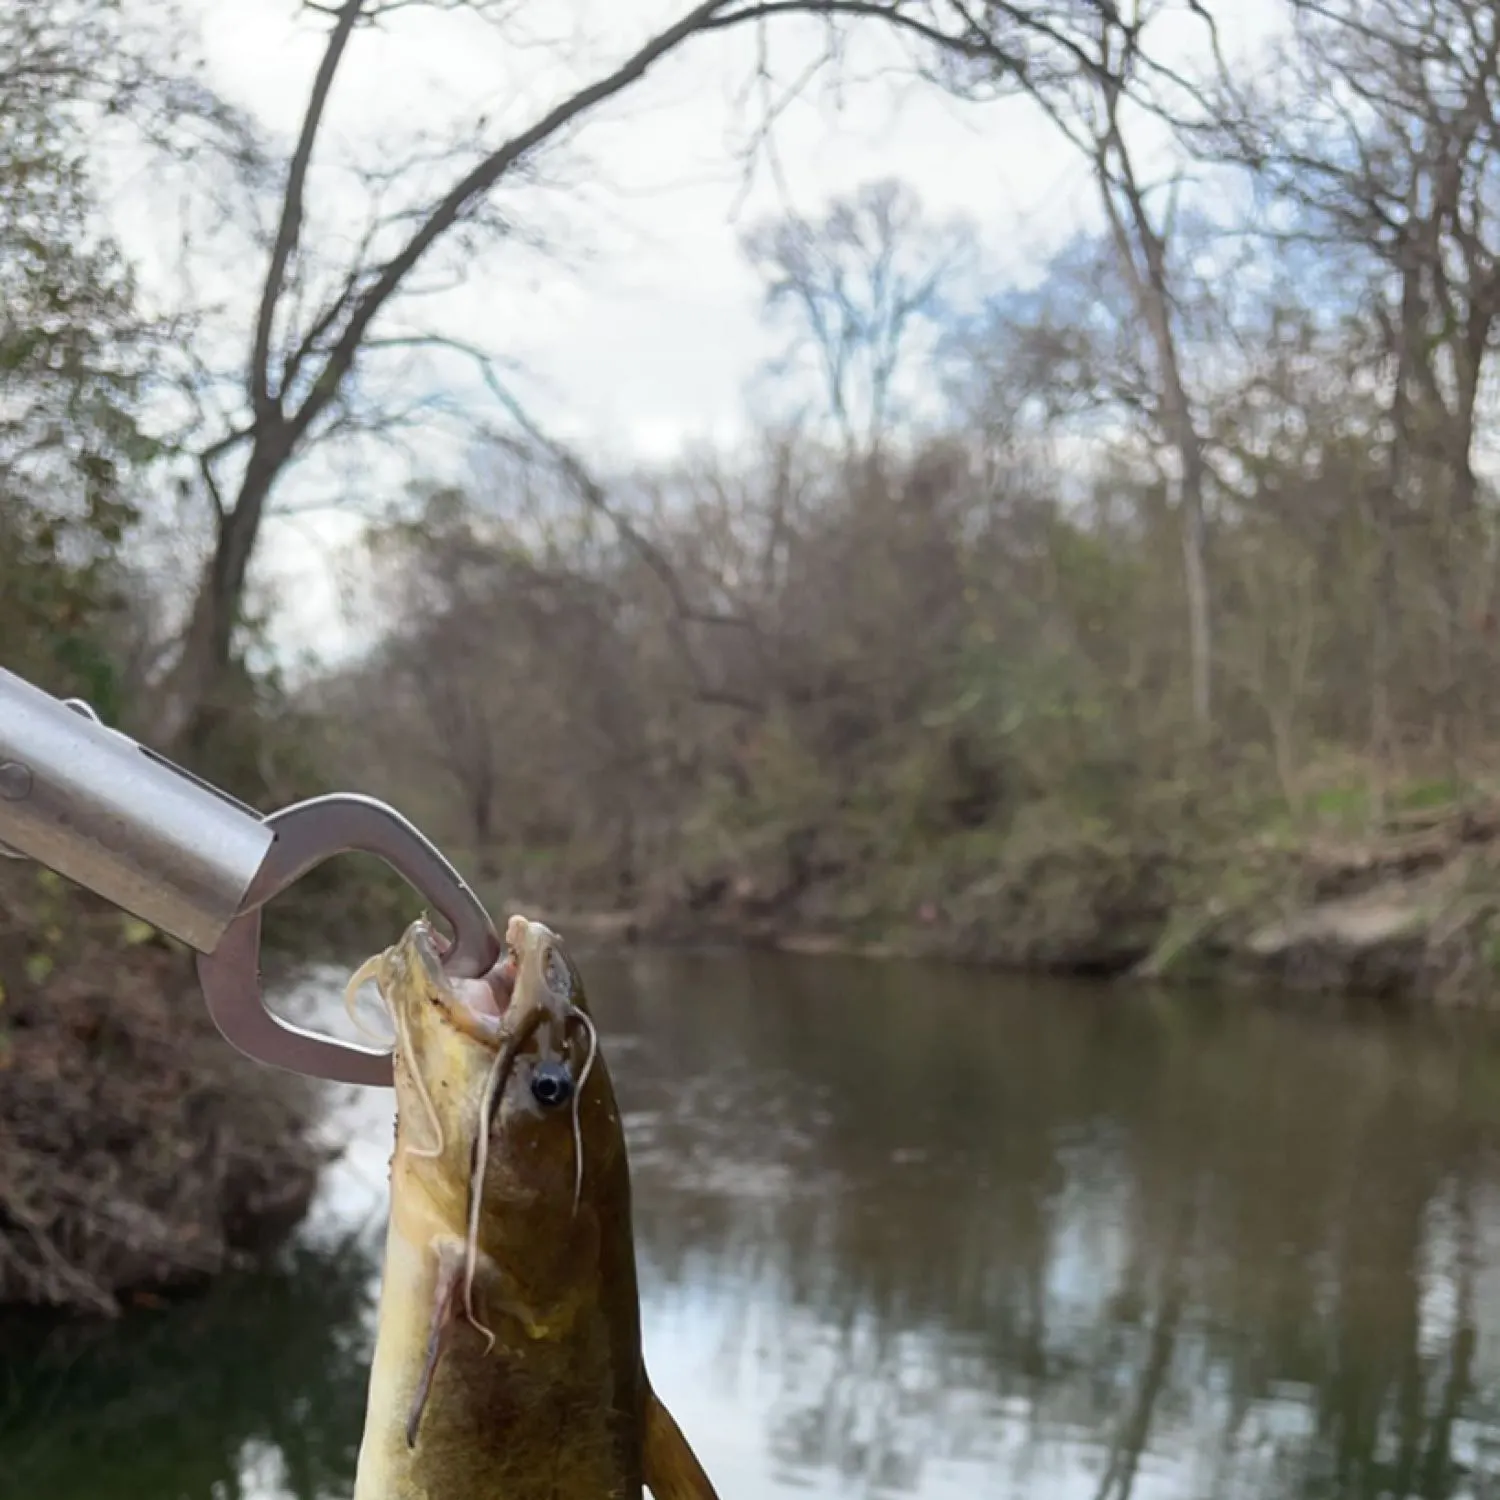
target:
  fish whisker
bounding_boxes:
[463,1033,515,1352]
[349,949,444,1163]
[343,953,397,1047]
[568,1006,598,1218]
[462,1006,541,1350]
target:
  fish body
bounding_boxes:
[351,915,716,1500]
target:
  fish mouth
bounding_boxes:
[428,914,578,1054]
[504,915,577,1016]
[414,913,580,1057]
[468,917,584,1124]
[420,921,517,1049]
[346,915,585,1114]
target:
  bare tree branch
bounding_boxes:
[374,332,764,709]
[249,0,363,420]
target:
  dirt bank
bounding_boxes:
[539,801,1500,1010]
[1137,804,1500,1007]
[0,867,328,1316]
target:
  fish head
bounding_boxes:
[369,914,625,1267]
[479,915,617,1223]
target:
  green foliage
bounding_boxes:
[1303,777,1469,833]
[0,2,167,710]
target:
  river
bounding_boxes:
[5,948,1500,1499]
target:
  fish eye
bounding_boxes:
[530,1059,574,1110]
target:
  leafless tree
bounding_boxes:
[914,0,1229,735]
[742,177,977,452]
[1212,0,1500,800]
[159,0,1095,755]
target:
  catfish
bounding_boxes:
[349,914,719,1500]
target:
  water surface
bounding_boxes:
[6,950,1500,1499]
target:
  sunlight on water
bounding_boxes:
[7,949,1500,1500]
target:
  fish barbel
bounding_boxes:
[350,913,719,1500]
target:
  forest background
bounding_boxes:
[6,0,1500,1310]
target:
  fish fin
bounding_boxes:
[406,1240,465,1450]
[643,1386,721,1500]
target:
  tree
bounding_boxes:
[741,177,977,452]
[157,1,874,750]
[1215,0,1500,795]
[915,0,1229,735]
[0,0,179,715]
[155,0,1193,754]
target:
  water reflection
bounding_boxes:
[0,1242,375,1499]
[5,949,1500,1500]
[596,952,1500,1500]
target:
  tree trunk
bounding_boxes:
[1177,427,1211,734]
[1094,139,1213,738]
[1131,277,1211,735]
[472,772,499,882]
[162,427,291,756]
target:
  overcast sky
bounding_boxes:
[124,0,1286,664]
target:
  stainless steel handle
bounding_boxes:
[196,794,502,1088]
[0,666,274,953]
[0,665,502,1088]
